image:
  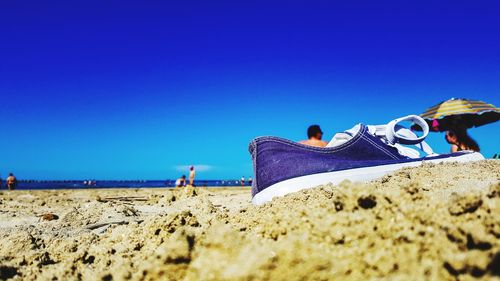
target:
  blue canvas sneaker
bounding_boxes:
[249,115,484,205]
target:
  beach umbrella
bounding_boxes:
[413,98,500,132]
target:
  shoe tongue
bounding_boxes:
[326,124,362,148]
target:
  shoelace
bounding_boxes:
[368,115,437,159]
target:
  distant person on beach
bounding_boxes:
[248,177,253,187]
[241,176,245,186]
[445,125,480,153]
[300,125,328,148]
[189,166,196,186]
[175,175,186,187]
[6,173,17,190]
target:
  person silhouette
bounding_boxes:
[6,173,17,190]
[299,125,328,147]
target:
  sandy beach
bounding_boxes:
[0,161,498,280]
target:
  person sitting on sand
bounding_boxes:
[445,125,480,152]
[6,173,17,190]
[300,125,328,148]
[175,175,186,187]
[189,166,196,186]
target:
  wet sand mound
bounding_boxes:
[0,161,498,280]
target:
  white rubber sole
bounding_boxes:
[252,152,485,205]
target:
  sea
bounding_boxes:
[6,179,250,190]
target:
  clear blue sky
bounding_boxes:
[1,1,499,180]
